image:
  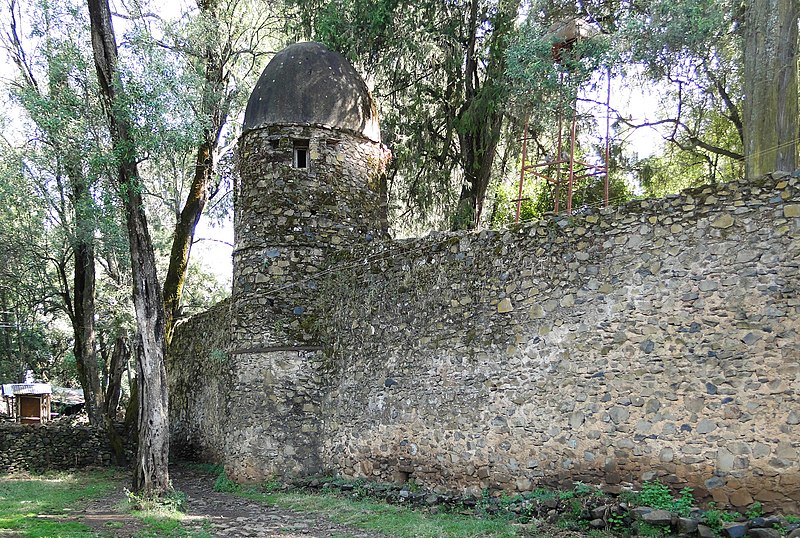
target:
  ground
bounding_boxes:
[69,467,585,538]
[76,466,389,538]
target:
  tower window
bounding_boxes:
[293,140,309,169]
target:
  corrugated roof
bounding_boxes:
[1,383,52,396]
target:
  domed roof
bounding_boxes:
[243,42,381,142]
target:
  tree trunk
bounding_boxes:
[102,335,130,466]
[163,138,212,347]
[743,0,799,177]
[163,0,227,347]
[87,0,170,496]
[104,335,128,418]
[72,238,104,426]
[453,0,518,230]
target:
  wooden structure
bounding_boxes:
[516,17,611,220]
[1,383,52,424]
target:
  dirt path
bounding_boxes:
[174,467,387,538]
[77,466,387,538]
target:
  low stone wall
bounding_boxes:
[168,299,231,463]
[315,173,800,512]
[0,422,118,472]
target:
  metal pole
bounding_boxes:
[567,102,577,214]
[515,114,529,223]
[604,67,611,207]
[554,106,563,214]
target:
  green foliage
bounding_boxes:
[573,481,600,497]
[701,502,738,534]
[672,488,696,518]
[127,488,188,513]
[608,511,626,532]
[637,521,668,537]
[506,11,612,119]
[633,481,695,517]
[213,472,240,493]
[618,0,735,76]
[745,501,763,520]
[405,479,421,493]
[637,480,672,509]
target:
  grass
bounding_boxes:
[237,487,522,538]
[0,470,116,537]
[0,470,212,538]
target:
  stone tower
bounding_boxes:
[227,42,388,480]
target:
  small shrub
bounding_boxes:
[634,480,695,516]
[126,488,187,512]
[746,501,763,519]
[528,487,557,502]
[559,489,575,501]
[574,481,600,497]
[261,477,282,493]
[638,521,668,537]
[405,479,421,493]
[608,511,626,532]
[213,472,240,493]
[672,487,695,517]
[702,503,738,534]
[638,481,673,509]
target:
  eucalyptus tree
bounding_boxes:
[86,0,279,495]
[742,0,798,177]
[2,0,119,426]
[286,0,522,231]
[617,0,745,182]
[121,0,278,345]
[0,145,70,382]
[506,0,750,197]
[613,0,797,181]
[86,0,171,494]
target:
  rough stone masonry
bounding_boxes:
[168,41,800,512]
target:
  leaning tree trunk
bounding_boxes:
[87,0,170,496]
[163,0,227,348]
[743,0,799,177]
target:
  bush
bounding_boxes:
[636,481,694,517]
[213,471,240,493]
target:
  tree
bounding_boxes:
[742,0,798,177]
[3,0,118,427]
[0,144,71,382]
[505,0,750,200]
[288,0,521,230]
[153,0,276,346]
[86,0,170,495]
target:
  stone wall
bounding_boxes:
[0,422,120,472]
[234,124,388,337]
[221,123,389,480]
[224,347,328,482]
[168,172,800,512]
[168,299,231,463]
[313,173,800,512]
